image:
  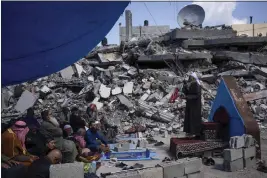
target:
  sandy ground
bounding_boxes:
[96,133,267,178]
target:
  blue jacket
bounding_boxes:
[85,129,107,149]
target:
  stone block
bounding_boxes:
[114,142,130,152]
[159,161,185,178]
[184,158,202,174]
[223,158,244,172]
[229,136,245,149]
[99,84,111,99]
[106,170,141,178]
[187,172,204,178]
[243,146,256,159]
[117,94,133,109]
[138,167,163,178]
[50,162,84,178]
[15,90,38,113]
[244,135,255,148]
[223,148,243,161]
[112,87,122,95]
[123,82,134,94]
[243,157,257,169]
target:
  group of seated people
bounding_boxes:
[1,104,117,178]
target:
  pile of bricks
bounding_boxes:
[223,135,256,172]
[106,157,203,178]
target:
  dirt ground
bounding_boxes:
[97,133,267,178]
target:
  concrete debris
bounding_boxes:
[117,94,133,109]
[2,25,267,137]
[123,82,134,94]
[112,87,122,95]
[15,90,38,113]
[99,84,111,99]
[60,66,74,79]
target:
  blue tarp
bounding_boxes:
[208,80,245,137]
[2,1,129,87]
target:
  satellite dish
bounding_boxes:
[177,4,205,27]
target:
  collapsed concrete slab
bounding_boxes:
[117,94,134,109]
[60,66,74,79]
[171,29,236,40]
[213,51,267,66]
[243,90,267,102]
[138,100,174,123]
[138,52,212,63]
[97,52,122,64]
[218,70,252,77]
[183,37,267,49]
[15,90,38,113]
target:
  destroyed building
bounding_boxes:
[2,24,267,140]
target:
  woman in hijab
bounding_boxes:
[2,120,38,166]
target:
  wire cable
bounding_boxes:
[143,2,163,35]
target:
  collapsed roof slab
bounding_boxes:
[171,29,236,40]
[138,52,212,63]
[243,89,267,102]
[213,51,267,66]
[183,37,267,49]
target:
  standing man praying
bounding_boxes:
[182,72,202,138]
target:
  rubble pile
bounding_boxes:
[2,31,267,137]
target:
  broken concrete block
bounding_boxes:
[159,161,185,177]
[243,156,256,169]
[147,92,163,102]
[88,75,94,82]
[114,142,130,152]
[40,85,51,94]
[187,171,204,178]
[223,148,243,162]
[60,66,74,79]
[137,167,163,178]
[15,90,38,113]
[74,63,85,78]
[117,94,133,109]
[122,64,130,70]
[242,146,256,159]
[105,170,141,178]
[79,84,93,95]
[229,136,245,149]
[140,93,149,101]
[128,68,137,76]
[123,82,134,94]
[91,97,103,110]
[99,84,111,99]
[50,162,84,178]
[184,158,202,174]
[243,135,255,148]
[143,82,151,89]
[223,158,244,172]
[112,87,122,95]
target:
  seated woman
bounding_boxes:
[2,121,38,166]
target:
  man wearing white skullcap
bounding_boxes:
[182,72,202,138]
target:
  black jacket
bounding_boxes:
[24,157,52,178]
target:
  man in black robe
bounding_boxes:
[182,74,202,138]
